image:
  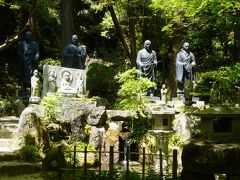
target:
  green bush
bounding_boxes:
[194,62,240,105]
[42,94,61,122]
[38,57,61,70]
[18,134,43,162]
[115,67,155,117]
[87,63,118,101]
[169,133,184,148]
[0,96,18,116]
[64,141,97,167]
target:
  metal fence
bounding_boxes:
[57,145,178,180]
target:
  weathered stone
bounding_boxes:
[181,171,215,180]
[182,139,240,177]
[14,99,25,117]
[42,65,86,97]
[18,105,43,140]
[42,147,66,171]
[102,122,120,163]
[86,106,106,125]
[89,126,105,149]
[106,110,133,122]
[70,115,86,141]
[57,98,96,122]
[173,114,191,141]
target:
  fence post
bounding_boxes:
[73,145,76,178]
[58,146,62,180]
[98,145,102,174]
[126,146,130,179]
[142,147,145,180]
[109,146,114,179]
[159,148,163,180]
[84,146,87,178]
[172,149,178,180]
[73,145,76,169]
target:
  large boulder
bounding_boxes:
[86,106,107,125]
[182,139,240,179]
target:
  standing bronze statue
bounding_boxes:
[176,42,196,94]
[18,31,39,95]
[63,35,86,69]
[136,40,157,96]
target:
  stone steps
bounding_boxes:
[0,161,42,176]
[0,129,18,139]
[0,116,19,138]
[0,116,20,156]
[0,139,20,153]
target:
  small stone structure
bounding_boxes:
[194,107,240,142]
[182,139,240,180]
[149,109,175,131]
[42,65,86,97]
[181,107,240,179]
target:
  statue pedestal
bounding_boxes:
[29,96,41,104]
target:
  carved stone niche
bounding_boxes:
[42,65,87,97]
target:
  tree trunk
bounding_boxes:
[233,22,240,60]
[60,0,73,64]
[168,36,181,99]
[108,5,131,60]
[28,0,38,39]
[127,3,137,67]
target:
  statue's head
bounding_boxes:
[72,35,79,45]
[33,69,38,76]
[182,42,190,52]
[144,40,151,51]
[25,31,32,42]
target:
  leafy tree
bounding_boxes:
[115,68,155,116]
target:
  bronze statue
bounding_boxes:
[18,31,39,93]
[176,42,196,94]
[136,40,157,95]
[63,35,86,69]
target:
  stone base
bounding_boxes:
[29,96,41,104]
[182,139,240,179]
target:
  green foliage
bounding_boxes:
[0,96,17,116]
[115,68,155,116]
[65,142,97,167]
[42,94,61,121]
[169,133,184,148]
[38,58,61,70]
[194,62,240,104]
[63,167,141,180]
[18,134,43,162]
[87,63,118,100]
[145,169,161,180]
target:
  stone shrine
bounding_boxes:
[42,65,86,97]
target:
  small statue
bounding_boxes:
[57,70,77,96]
[176,42,196,95]
[136,40,157,96]
[18,31,39,95]
[63,35,86,69]
[209,81,220,106]
[47,69,57,96]
[29,69,41,103]
[161,84,168,102]
[76,73,85,96]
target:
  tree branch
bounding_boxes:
[0,27,27,52]
[0,0,39,52]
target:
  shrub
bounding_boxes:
[64,141,97,167]
[114,67,155,117]
[38,57,61,70]
[18,134,43,162]
[87,63,118,102]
